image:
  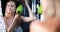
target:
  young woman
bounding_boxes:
[4,1,20,32]
[4,0,34,32]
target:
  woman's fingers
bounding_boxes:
[14,14,19,20]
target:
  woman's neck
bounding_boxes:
[5,13,14,19]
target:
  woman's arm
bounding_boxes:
[21,0,34,22]
[7,14,20,32]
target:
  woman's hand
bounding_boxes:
[14,14,20,20]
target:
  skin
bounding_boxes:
[55,0,60,18]
[30,17,60,32]
[30,0,60,32]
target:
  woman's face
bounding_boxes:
[5,1,16,14]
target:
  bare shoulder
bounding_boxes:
[30,20,41,26]
[30,20,44,26]
[30,20,48,32]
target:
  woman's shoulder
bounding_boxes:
[30,20,42,28]
[30,20,48,32]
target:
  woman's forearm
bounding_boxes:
[25,0,34,20]
[21,0,34,22]
[7,14,19,32]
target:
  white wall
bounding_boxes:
[0,0,6,32]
